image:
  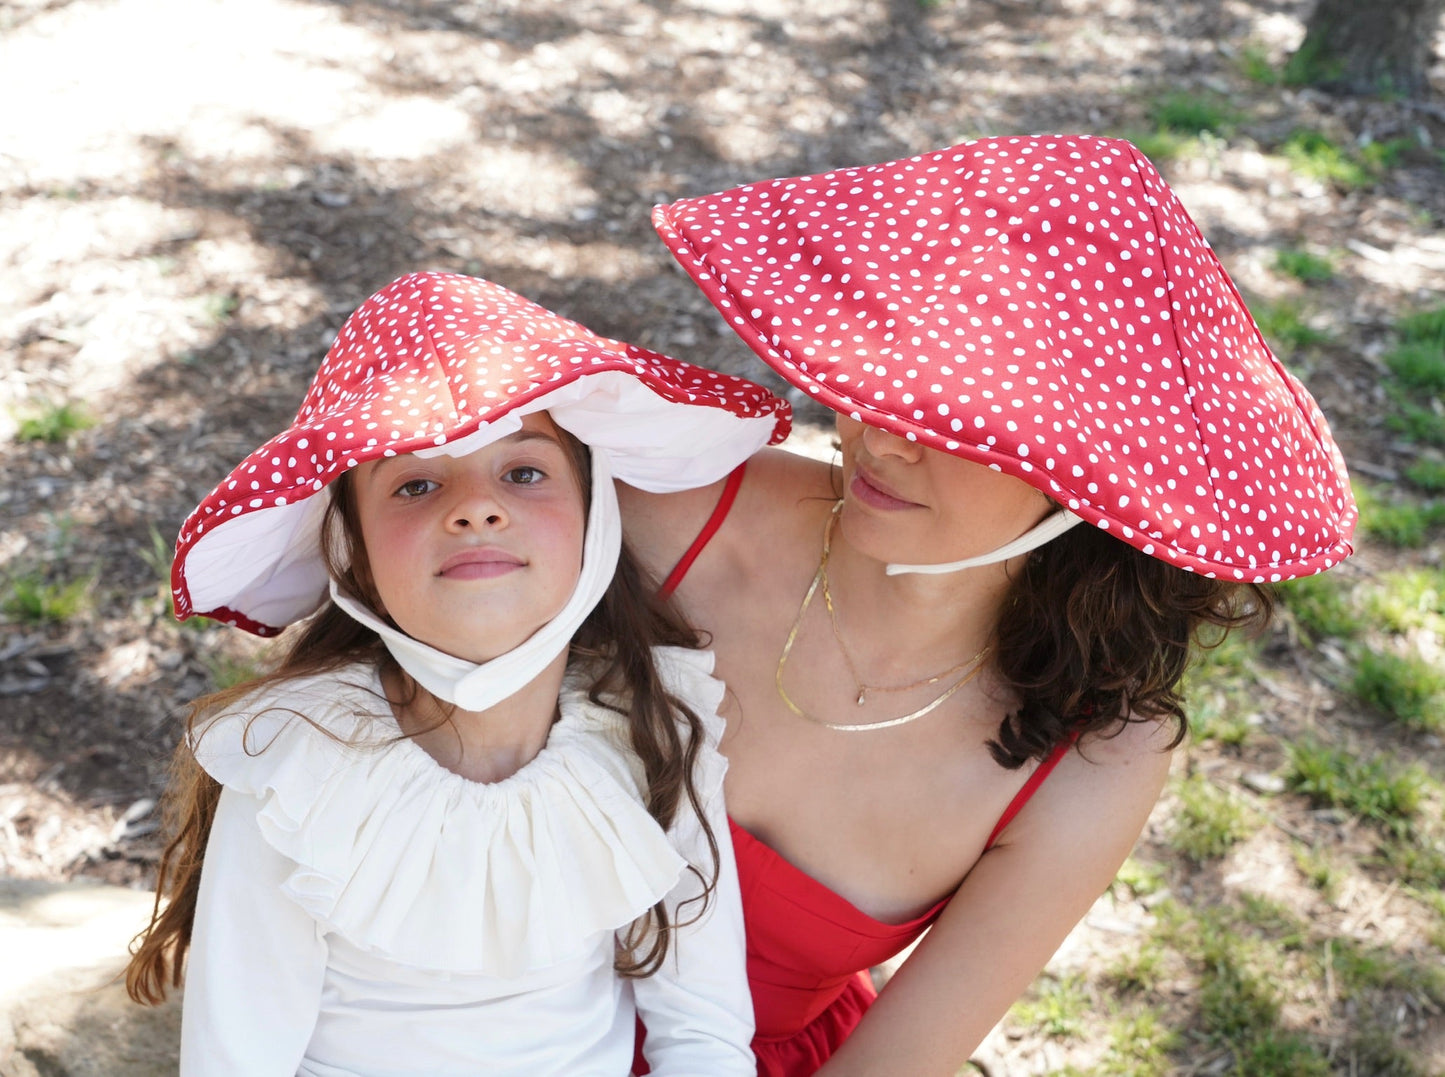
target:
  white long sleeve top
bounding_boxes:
[180,647,753,1076]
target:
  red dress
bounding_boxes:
[642,464,1074,1077]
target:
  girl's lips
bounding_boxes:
[850,467,922,511]
[438,548,525,579]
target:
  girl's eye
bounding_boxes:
[396,478,439,498]
[504,466,545,485]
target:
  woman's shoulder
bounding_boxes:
[1027,717,1175,833]
[618,446,837,581]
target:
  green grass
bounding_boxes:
[1113,856,1166,898]
[1286,741,1425,831]
[1146,91,1237,137]
[1121,128,1191,163]
[2,572,93,624]
[202,650,265,691]
[1168,773,1257,861]
[1190,935,1281,1040]
[1379,827,1445,889]
[1275,571,1360,641]
[1186,629,1265,746]
[1273,247,1335,283]
[1330,938,1445,1004]
[1103,941,1169,997]
[1282,35,1343,88]
[1341,1025,1429,1077]
[1189,624,1263,681]
[1234,1034,1332,1076]
[15,402,91,443]
[1353,483,1445,547]
[1367,568,1445,634]
[1191,695,1257,748]
[1236,42,1281,87]
[1250,299,1331,355]
[202,292,239,324]
[1281,129,1374,188]
[1397,304,1445,346]
[140,524,182,615]
[1293,844,1344,901]
[1358,137,1418,172]
[1385,397,1445,447]
[1385,341,1445,394]
[1098,1009,1179,1077]
[1403,457,1445,492]
[1352,648,1445,731]
[1010,972,1090,1038]
[1383,305,1445,454]
[1152,901,1333,1073]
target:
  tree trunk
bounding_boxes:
[1291,0,1444,96]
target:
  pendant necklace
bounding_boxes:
[775,502,990,732]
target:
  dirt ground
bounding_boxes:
[2,0,1444,1072]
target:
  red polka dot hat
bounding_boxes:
[653,135,1356,582]
[174,271,791,635]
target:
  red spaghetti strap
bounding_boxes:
[983,728,1082,851]
[658,462,747,599]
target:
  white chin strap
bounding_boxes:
[330,451,622,711]
[885,509,1085,576]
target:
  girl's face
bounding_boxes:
[350,412,587,664]
[835,415,1054,568]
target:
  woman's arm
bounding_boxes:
[815,719,1175,1077]
[180,786,327,1076]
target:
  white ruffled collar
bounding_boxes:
[190,660,711,977]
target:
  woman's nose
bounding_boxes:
[861,422,923,462]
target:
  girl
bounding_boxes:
[126,271,790,1076]
[623,134,1359,1075]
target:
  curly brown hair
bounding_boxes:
[988,516,1275,768]
[127,429,717,1004]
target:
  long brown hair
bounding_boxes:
[127,430,716,1003]
[988,517,1274,767]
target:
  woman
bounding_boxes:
[621,135,1357,1075]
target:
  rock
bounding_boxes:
[0,877,180,1077]
[1242,771,1287,795]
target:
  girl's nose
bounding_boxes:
[861,422,923,462]
[447,481,507,530]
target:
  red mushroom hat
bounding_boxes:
[653,135,1356,582]
[174,271,791,635]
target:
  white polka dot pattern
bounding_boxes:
[173,271,791,634]
[653,135,1357,582]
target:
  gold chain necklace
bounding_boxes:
[775,502,991,733]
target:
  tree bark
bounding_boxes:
[1292,0,1444,96]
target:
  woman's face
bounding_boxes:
[835,415,1055,569]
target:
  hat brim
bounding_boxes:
[174,272,790,634]
[652,137,1357,582]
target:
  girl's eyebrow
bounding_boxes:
[368,427,564,477]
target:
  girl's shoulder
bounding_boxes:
[189,663,389,771]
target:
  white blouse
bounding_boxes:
[181,648,753,1076]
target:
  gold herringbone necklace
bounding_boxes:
[775,503,990,732]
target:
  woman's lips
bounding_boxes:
[438,548,525,579]
[850,467,921,511]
